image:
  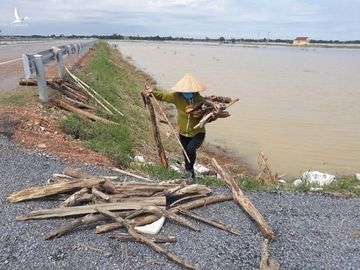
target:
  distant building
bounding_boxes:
[293,37,310,45]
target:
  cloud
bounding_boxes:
[0,0,359,39]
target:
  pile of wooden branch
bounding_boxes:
[20,69,123,125]
[8,160,278,270]
[185,95,239,129]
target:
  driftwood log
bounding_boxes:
[212,158,275,240]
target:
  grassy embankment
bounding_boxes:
[1,41,359,195]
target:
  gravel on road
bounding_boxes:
[0,135,359,270]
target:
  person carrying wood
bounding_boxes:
[145,73,220,182]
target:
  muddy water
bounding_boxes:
[111,41,360,177]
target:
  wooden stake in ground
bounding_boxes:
[211,158,275,240]
[259,239,280,270]
[96,207,198,270]
[141,91,168,168]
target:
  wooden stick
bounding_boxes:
[146,85,190,163]
[211,158,275,240]
[112,232,176,243]
[259,239,280,270]
[17,197,166,221]
[76,76,125,116]
[142,91,168,168]
[65,67,114,114]
[51,98,119,126]
[112,167,154,182]
[178,208,241,236]
[7,178,105,203]
[96,207,198,270]
[95,194,233,234]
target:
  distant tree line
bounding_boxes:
[1,33,359,44]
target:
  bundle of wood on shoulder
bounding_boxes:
[185,95,239,129]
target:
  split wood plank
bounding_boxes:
[211,158,275,240]
[7,178,106,203]
[17,197,166,221]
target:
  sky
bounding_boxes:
[0,0,359,40]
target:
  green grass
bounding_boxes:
[60,114,132,167]
[131,163,183,180]
[0,87,39,107]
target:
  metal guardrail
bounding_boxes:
[22,40,97,102]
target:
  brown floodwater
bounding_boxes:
[110,41,360,177]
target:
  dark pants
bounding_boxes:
[179,133,205,173]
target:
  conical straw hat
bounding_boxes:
[171,73,207,93]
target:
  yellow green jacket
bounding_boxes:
[152,90,205,137]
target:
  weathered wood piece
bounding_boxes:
[112,232,176,243]
[95,194,233,234]
[96,207,198,270]
[59,188,91,207]
[141,91,168,167]
[7,178,106,203]
[44,211,133,240]
[17,197,166,221]
[63,167,92,178]
[165,184,212,198]
[51,98,119,126]
[212,158,275,240]
[178,208,241,236]
[259,239,280,270]
[92,187,110,201]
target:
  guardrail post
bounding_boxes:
[67,45,74,67]
[52,47,65,79]
[34,54,48,102]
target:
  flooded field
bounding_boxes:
[111,41,360,177]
